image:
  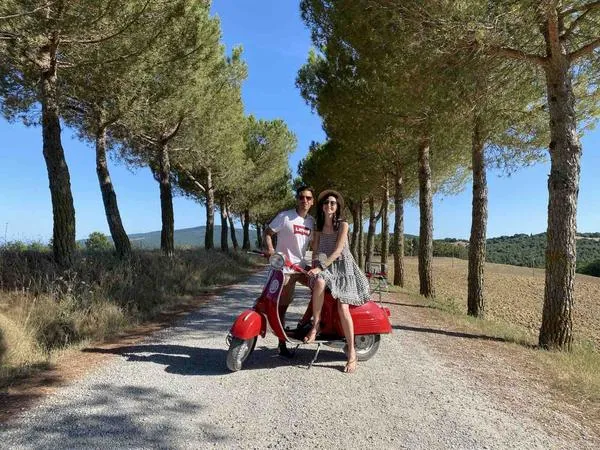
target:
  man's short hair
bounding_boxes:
[295,185,315,198]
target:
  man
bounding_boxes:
[264,185,315,357]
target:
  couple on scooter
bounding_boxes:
[265,186,370,373]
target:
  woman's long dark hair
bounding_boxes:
[316,192,345,232]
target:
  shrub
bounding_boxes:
[85,232,113,252]
[0,249,259,352]
[28,296,78,351]
[1,240,28,252]
[74,302,126,341]
[0,327,6,364]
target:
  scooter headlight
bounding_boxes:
[269,253,285,270]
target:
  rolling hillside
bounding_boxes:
[92,227,600,274]
[393,232,600,273]
[107,226,258,250]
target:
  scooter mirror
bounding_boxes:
[269,253,285,270]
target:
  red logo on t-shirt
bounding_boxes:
[293,225,311,236]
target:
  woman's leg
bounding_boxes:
[338,301,357,373]
[304,277,325,343]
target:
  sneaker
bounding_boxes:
[278,341,293,358]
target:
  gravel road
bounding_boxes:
[0,270,583,449]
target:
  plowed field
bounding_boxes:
[398,257,600,346]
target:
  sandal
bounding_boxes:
[303,324,320,344]
[344,357,357,374]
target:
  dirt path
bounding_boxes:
[385,296,600,446]
[1,270,597,449]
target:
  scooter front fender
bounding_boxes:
[230,310,267,340]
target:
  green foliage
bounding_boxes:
[1,241,27,252]
[234,115,296,223]
[0,240,50,252]
[578,260,600,278]
[486,234,600,270]
[85,232,113,252]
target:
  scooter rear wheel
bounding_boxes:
[226,337,257,372]
[345,334,381,361]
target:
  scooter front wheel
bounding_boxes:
[226,337,257,372]
[345,334,381,361]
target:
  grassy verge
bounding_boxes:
[537,341,600,407]
[387,284,536,345]
[0,249,260,388]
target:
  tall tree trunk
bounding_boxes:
[418,138,435,298]
[95,122,131,259]
[220,197,229,252]
[467,117,487,318]
[255,221,262,249]
[227,205,239,250]
[242,209,251,250]
[357,200,364,269]
[381,178,390,265]
[205,168,214,250]
[40,51,76,268]
[350,201,360,258]
[157,144,174,257]
[365,196,377,267]
[539,21,581,350]
[393,161,405,287]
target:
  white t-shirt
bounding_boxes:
[268,209,314,273]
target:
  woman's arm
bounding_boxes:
[322,222,349,268]
[311,232,321,267]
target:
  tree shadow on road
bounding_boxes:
[379,301,435,309]
[1,383,229,447]
[83,343,347,375]
[393,324,511,343]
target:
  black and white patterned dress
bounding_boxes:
[315,229,371,305]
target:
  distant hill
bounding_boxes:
[394,233,600,272]
[485,233,600,269]
[84,228,600,272]
[83,226,258,250]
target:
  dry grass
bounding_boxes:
[0,249,259,388]
[538,342,600,406]
[387,256,600,405]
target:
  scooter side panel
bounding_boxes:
[350,302,393,335]
[263,270,287,341]
[230,310,267,339]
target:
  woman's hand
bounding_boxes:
[307,267,322,278]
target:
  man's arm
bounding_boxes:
[264,228,276,256]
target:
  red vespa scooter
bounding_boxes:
[226,252,392,371]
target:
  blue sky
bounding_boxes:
[0,1,598,243]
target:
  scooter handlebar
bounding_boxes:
[249,251,309,274]
[284,259,308,275]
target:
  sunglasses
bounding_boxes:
[324,200,337,206]
[297,195,313,201]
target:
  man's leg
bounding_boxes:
[277,274,298,357]
[278,274,298,328]
[297,274,313,326]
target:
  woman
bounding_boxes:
[304,189,370,373]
